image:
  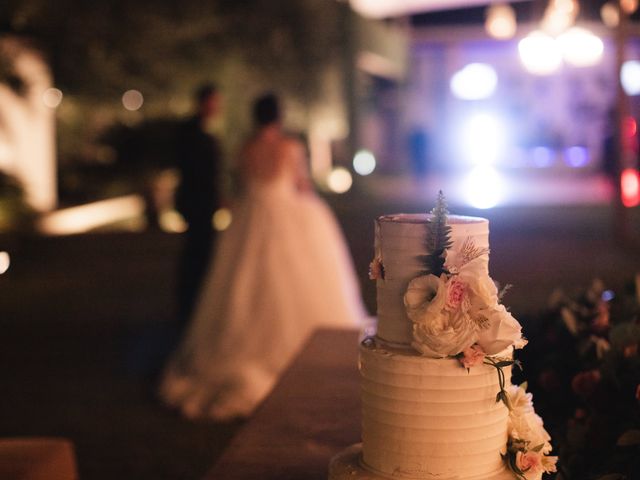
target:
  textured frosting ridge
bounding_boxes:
[360,342,511,480]
[375,214,489,346]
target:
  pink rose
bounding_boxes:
[459,344,485,369]
[516,451,543,474]
[446,279,467,311]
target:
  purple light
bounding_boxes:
[602,290,615,302]
[565,146,589,168]
[532,146,554,168]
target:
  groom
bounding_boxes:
[174,84,223,329]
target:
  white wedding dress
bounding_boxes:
[160,148,365,421]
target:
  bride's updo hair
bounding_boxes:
[253,93,280,127]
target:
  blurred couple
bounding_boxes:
[161,90,366,420]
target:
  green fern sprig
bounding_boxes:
[424,191,453,276]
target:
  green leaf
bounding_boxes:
[531,443,545,453]
[495,389,513,410]
[494,360,515,368]
[424,191,452,277]
[617,429,640,447]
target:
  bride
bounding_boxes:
[159,93,366,421]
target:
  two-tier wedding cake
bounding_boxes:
[329,196,557,480]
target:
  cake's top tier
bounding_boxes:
[374,214,489,346]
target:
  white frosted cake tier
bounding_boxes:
[358,342,511,480]
[375,214,489,346]
[328,444,516,480]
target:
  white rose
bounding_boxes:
[456,257,524,353]
[404,274,441,322]
[508,385,552,454]
[458,257,498,308]
[475,304,523,355]
[405,275,478,357]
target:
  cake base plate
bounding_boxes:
[328,443,517,480]
[328,443,388,480]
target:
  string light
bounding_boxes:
[600,2,620,27]
[557,27,604,67]
[485,4,517,40]
[621,0,638,14]
[518,31,563,75]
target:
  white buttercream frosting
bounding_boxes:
[359,341,511,480]
[328,212,551,480]
[375,214,489,346]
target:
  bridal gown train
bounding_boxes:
[160,162,366,420]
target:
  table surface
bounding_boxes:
[204,328,361,480]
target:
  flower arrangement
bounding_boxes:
[519,275,640,479]
[403,192,524,358]
[399,193,557,479]
[504,383,558,479]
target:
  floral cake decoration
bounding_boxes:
[369,192,558,479]
[403,191,525,358]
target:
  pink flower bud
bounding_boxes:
[445,279,467,311]
[459,344,486,369]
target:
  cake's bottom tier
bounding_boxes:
[328,444,515,480]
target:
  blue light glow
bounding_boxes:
[532,146,554,168]
[602,290,615,302]
[565,146,589,168]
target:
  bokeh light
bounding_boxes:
[624,116,637,138]
[600,2,620,27]
[621,168,640,207]
[327,167,353,194]
[353,149,376,176]
[464,166,504,209]
[532,146,555,168]
[557,27,603,67]
[0,251,10,274]
[621,0,639,14]
[485,4,517,40]
[518,31,563,75]
[213,208,233,231]
[541,0,579,35]
[461,113,506,166]
[450,63,498,100]
[159,211,187,233]
[621,61,640,96]
[42,88,63,108]
[564,146,589,168]
[122,90,144,111]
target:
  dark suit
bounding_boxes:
[175,116,222,326]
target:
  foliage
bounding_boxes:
[423,191,452,276]
[519,277,640,479]
[0,0,347,102]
